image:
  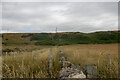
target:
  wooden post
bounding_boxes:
[32,52,34,59]
[11,52,14,57]
[22,59,24,70]
[49,48,53,76]
[14,52,15,57]
[98,52,103,67]
[6,52,7,56]
[108,54,112,78]
[109,54,111,69]
[49,48,53,69]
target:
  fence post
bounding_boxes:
[6,52,7,56]
[22,58,24,70]
[12,52,14,57]
[49,48,53,76]
[108,54,112,78]
[32,52,34,59]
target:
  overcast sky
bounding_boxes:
[2,2,118,33]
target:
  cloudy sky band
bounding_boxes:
[1,2,118,33]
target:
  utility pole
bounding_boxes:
[56,27,59,50]
[6,26,7,33]
[56,27,57,33]
[6,26,9,33]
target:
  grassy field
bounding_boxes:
[2,44,118,78]
[2,47,61,78]
[59,44,118,78]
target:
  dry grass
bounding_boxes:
[2,44,119,78]
[59,44,118,78]
[2,33,32,46]
[2,47,60,78]
[2,45,50,52]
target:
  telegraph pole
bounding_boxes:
[56,27,58,50]
[56,27,57,33]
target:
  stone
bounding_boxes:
[59,51,86,79]
[63,61,72,68]
[69,71,86,78]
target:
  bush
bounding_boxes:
[21,34,33,38]
[2,48,13,52]
[35,40,56,46]
[13,48,21,52]
[27,32,120,46]
[24,42,29,45]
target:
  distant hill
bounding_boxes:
[2,31,120,46]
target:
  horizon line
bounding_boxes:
[1,30,119,34]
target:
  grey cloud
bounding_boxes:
[2,2,118,33]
